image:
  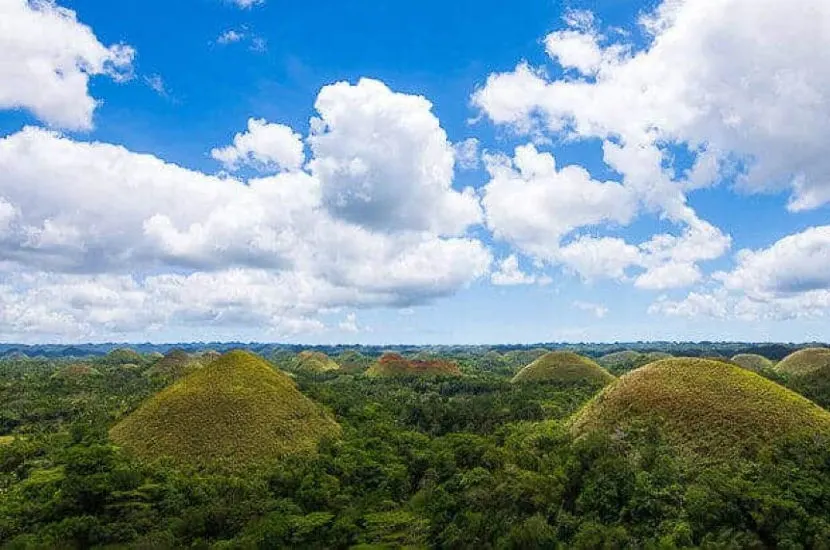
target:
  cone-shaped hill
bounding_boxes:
[110,350,340,470]
[294,351,340,374]
[104,347,144,365]
[52,363,101,380]
[776,347,830,376]
[145,349,201,381]
[512,351,615,385]
[570,358,830,460]
[366,352,461,377]
[731,353,774,372]
[336,350,371,373]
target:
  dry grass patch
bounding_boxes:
[295,351,340,374]
[110,350,340,470]
[776,347,830,377]
[731,353,774,372]
[571,358,830,460]
[512,351,615,385]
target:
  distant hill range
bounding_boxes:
[0,341,824,361]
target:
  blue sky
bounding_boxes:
[0,0,829,343]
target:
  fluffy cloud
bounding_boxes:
[491,255,542,286]
[473,0,817,287]
[572,301,608,319]
[0,78,493,339]
[481,143,728,287]
[482,144,636,259]
[474,0,830,212]
[217,30,244,44]
[308,78,482,235]
[651,226,830,321]
[0,0,134,130]
[211,118,305,172]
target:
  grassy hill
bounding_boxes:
[365,353,461,377]
[51,363,101,380]
[731,353,774,372]
[570,358,830,459]
[336,350,372,373]
[775,347,830,376]
[144,349,201,381]
[109,350,340,470]
[512,351,615,385]
[103,348,144,365]
[295,351,340,374]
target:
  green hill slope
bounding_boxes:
[295,351,340,374]
[775,347,830,376]
[570,358,830,459]
[336,350,372,373]
[144,349,201,381]
[110,350,340,470]
[731,353,774,372]
[365,353,461,377]
[512,351,615,385]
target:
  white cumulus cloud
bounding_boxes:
[0,0,134,130]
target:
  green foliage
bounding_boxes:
[597,350,672,375]
[2,349,830,548]
[143,349,202,383]
[512,351,615,385]
[109,350,341,470]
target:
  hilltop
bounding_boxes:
[512,351,615,385]
[144,349,201,381]
[570,358,830,459]
[110,350,340,470]
[775,347,830,376]
[294,351,340,374]
[365,352,461,377]
[336,350,372,373]
[51,363,101,380]
[731,353,774,372]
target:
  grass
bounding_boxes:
[775,347,830,376]
[110,350,340,470]
[105,347,144,364]
[145,349,201,381]
[295,351,340,373]
[731,353,774,372]
[0,435,15,446]
[570,358,830,460]
[512,351,615,385]
[365,353,461,378]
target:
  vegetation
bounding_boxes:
[2,346,830,548]
[571,357,830,459]
[144,348,201,382]
[776,346,830,376]
[596,350,671,375]
[731,353,775,372]
[512,351,615,385]
[335,350,372,373]
[110,350,340,470]
[294,350,341,374]
[365,352,462,377]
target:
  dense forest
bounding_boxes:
[1,345,829,548]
